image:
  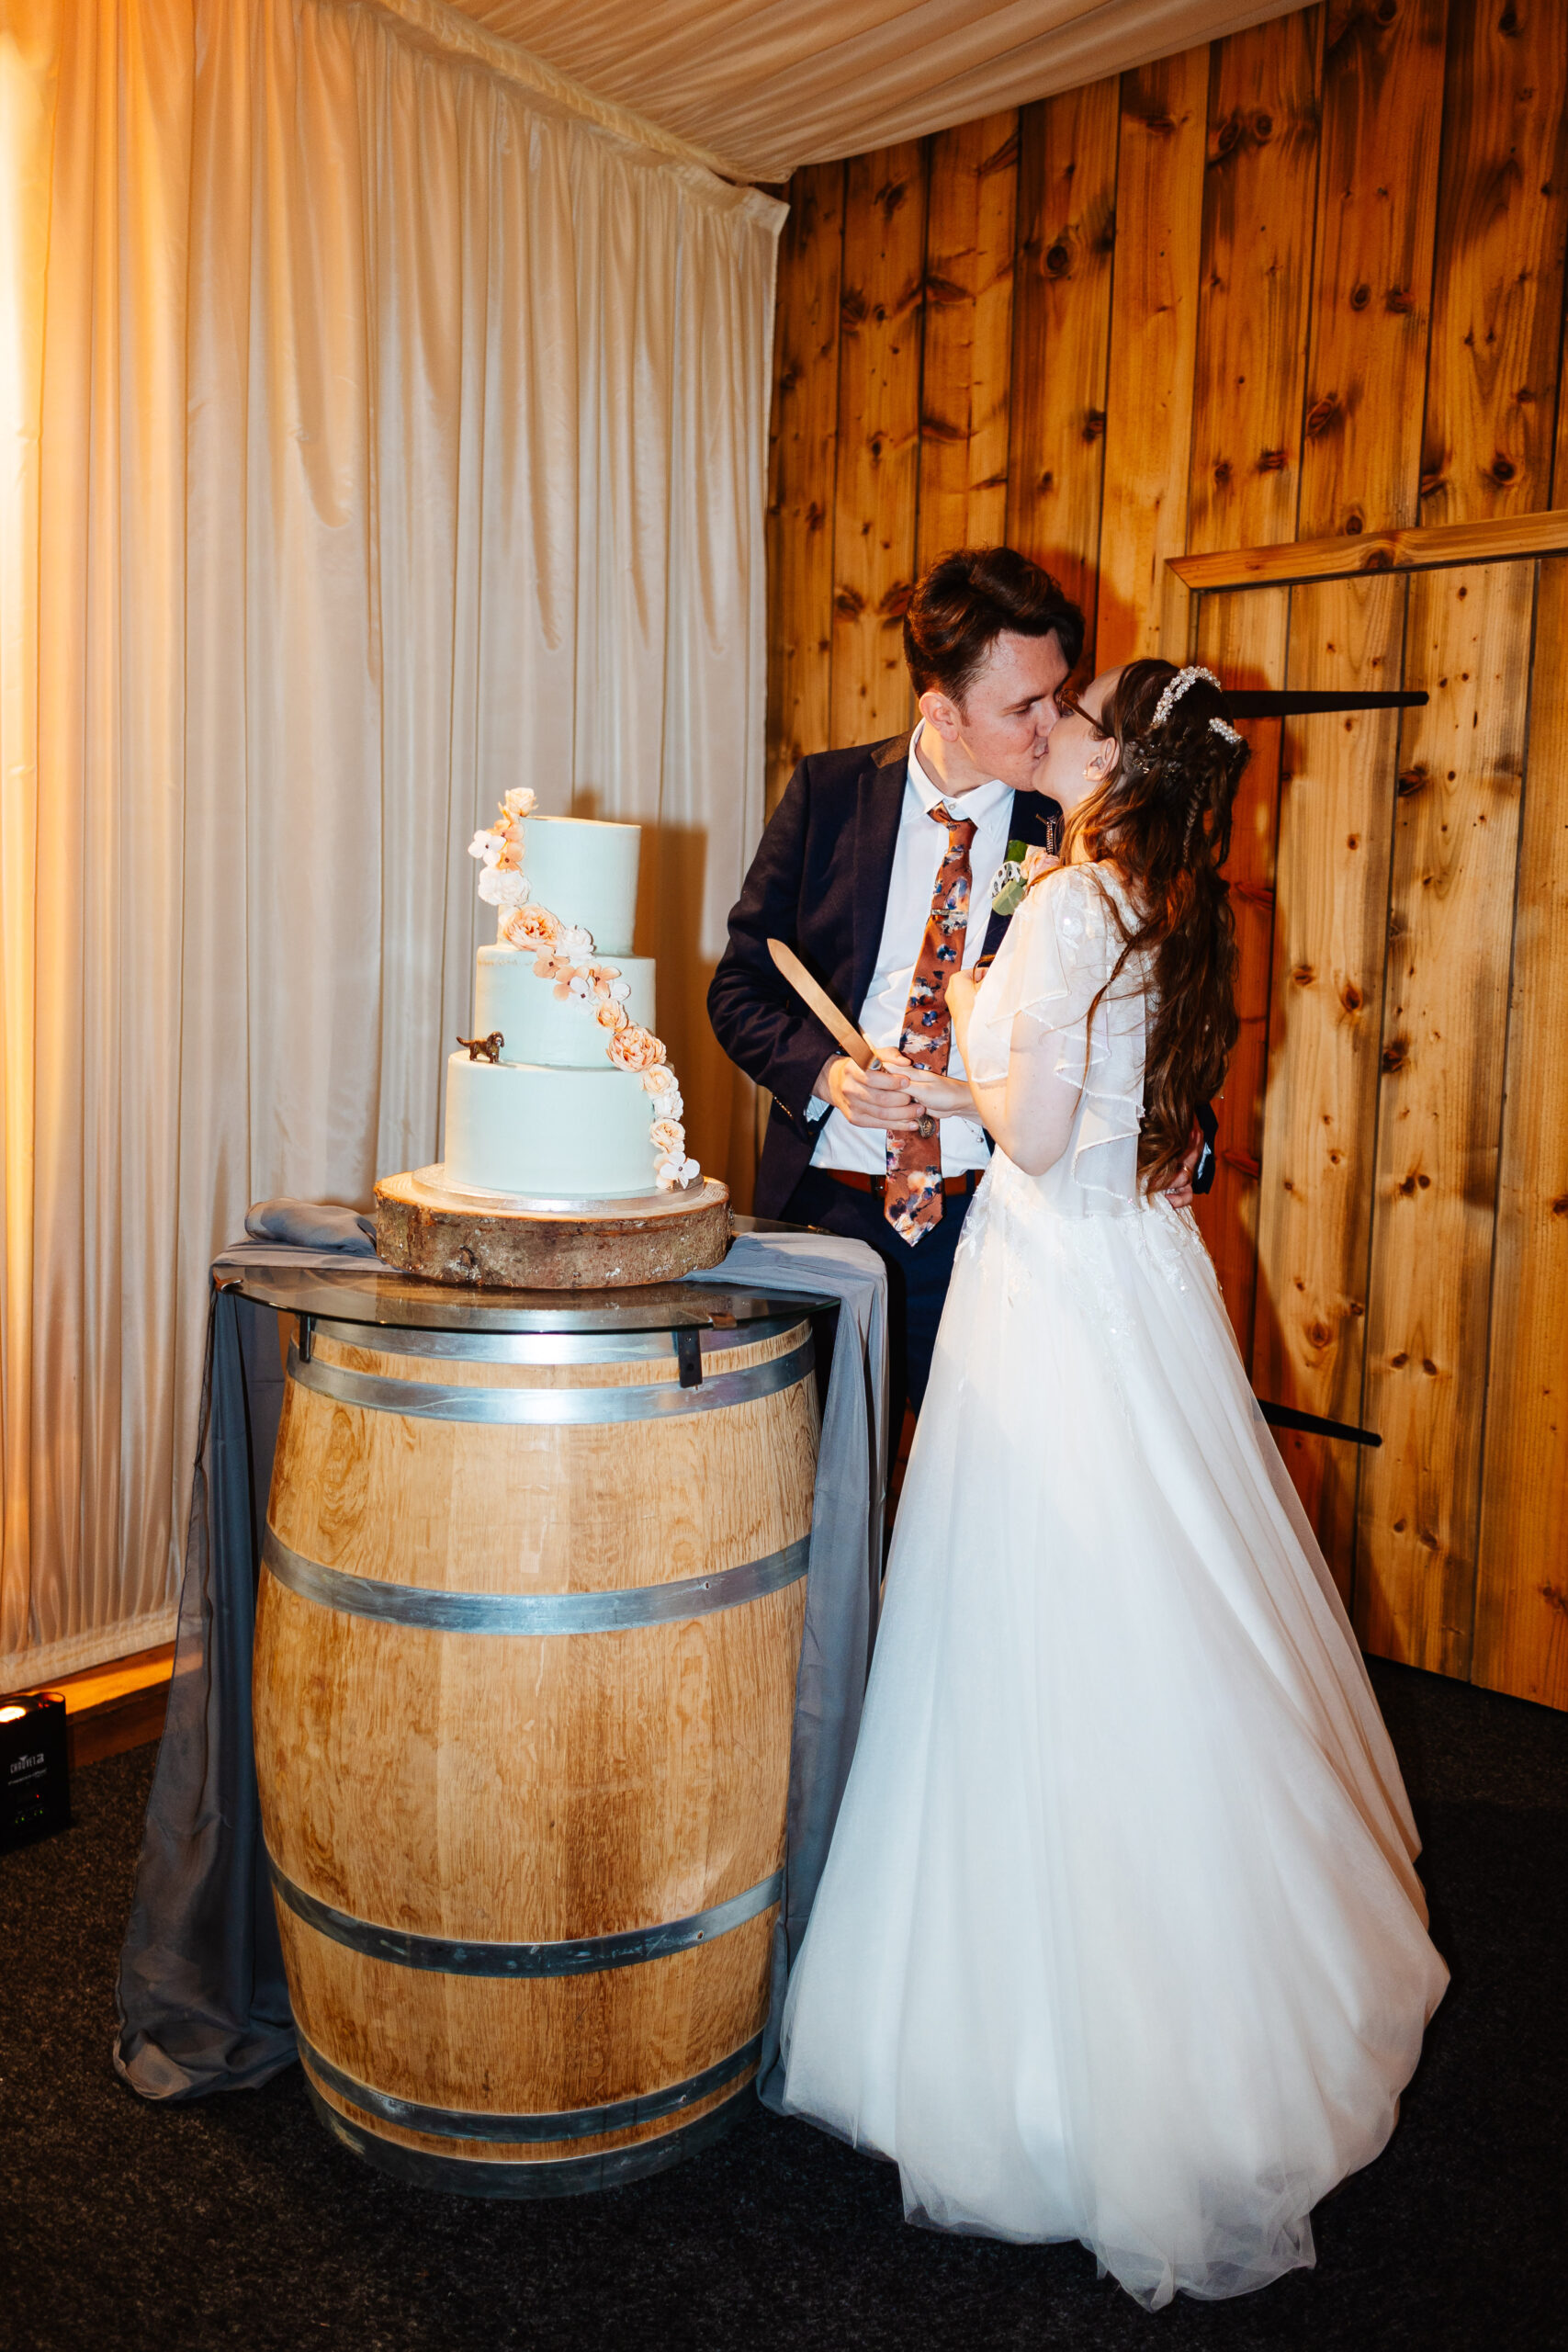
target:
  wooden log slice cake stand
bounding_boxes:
[374,1164,731,1290]
[242,1261,827,2199]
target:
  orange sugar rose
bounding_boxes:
[606,1024,664,1073]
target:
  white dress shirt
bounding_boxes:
[808,725,1016,1177]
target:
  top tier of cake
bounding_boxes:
[505,815,640,956]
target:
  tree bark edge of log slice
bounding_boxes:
[373,1167,732,1290]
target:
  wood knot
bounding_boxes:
[1349,282,1371,311]
[1382,1038,1409,1073]
[1083,409,1107,443]
[1213,458,1234,486]
[1307,1320,1333,1350]
[1213,115,1242,158]
[1043,241,1072,277]
[1304,394,1339,439]
[1258,448,1289,472]
[1490,453,1517,484]
[457,1031,504,1063]
[1253,112,1273,141]
[1385,286,1415,315]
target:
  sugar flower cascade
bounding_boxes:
[468,792,701,1191]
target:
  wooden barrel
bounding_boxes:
[253,1304,818,2195]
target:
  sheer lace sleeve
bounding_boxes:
[966,864,1147,1208]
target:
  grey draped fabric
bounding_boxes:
[688,1231,888,2108]
[114,1209,886,2112]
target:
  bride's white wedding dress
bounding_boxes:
[779,862,1447,2309]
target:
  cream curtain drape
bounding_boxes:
[0,0,781,1686]
[452,0,1302,182]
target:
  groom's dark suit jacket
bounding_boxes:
[708,732,1064,1221]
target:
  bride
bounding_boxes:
[777,660,1448,2308]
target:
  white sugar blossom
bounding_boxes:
[609,978,631,1002]
[502,787,536,818]
[560,922,594,956]
[478,865,530,908]
[568,972,593,1000]
[468,828,504,865]
[656,1154,702,1191]
[649,1088,682,1120]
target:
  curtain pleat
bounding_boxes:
[0,0,781,1686]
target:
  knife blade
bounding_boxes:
[767,939,880,1071]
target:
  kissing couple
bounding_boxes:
[710,548,1447,2306]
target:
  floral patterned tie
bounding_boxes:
[885,803,976,1244]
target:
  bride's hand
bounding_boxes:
[881,1045,973,1119]
[897,1067,976,1118]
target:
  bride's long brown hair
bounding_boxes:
[1061,660,1247,1195]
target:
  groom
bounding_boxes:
[710,547,1086,1448]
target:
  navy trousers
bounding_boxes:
[783,1163,981,1460]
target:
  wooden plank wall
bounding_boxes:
[764,0,1568,1709]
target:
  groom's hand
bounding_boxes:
[1156,1125,1204,1211]
[818,1055,924,1130]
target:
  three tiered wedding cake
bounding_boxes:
[444,791,700,1202]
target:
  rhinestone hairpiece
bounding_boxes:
[1209,716,1243,746]
[1150,664,1221,730]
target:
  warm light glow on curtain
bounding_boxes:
[0,0,781,1686]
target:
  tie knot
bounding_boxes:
[931,801,976,842]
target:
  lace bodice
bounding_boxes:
[965,861,1150,1216]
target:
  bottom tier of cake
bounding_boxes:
[444,1052,657,1199]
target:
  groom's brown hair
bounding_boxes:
[903,547,1085,706]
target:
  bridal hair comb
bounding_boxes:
[1149,664,1221,729]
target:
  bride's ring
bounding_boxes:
[917,1110,936,1139]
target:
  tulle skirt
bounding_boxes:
[779,1162,1448,2308]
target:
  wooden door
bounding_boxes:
[1187,548,1568,1713]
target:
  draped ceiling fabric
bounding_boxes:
[446,0,1302,183]
[0,0,781,1685]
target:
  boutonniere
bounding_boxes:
[989,839,1059,921]
[988,838,1030,920]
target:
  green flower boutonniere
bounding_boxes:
[988,838,1032,921]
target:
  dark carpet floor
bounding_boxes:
[3,1658,1564,2352]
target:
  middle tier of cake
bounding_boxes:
[475,944,657,1068]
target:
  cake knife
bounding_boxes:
[766,939,880,1071]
